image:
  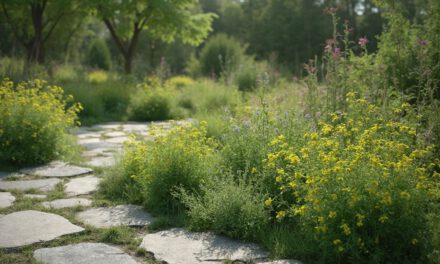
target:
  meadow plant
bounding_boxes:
[87,70,109,84]
[263,93,439,262]
[180,174,268,240]
[113,123,218,214]
[127,77,174,121]
[0,79,81,165]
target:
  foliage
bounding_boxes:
[92,0,216,73]
[263,94,439,262]
[87,39,112,71]
[112,123,218,214]
[165,75,194,89]
[180,175,268,240]
[127,78,174,121]
[174,79,241,116]
[0,79,81,165]
[197,34,245,78]
[52,64,79,83]
[87,70,108,84]
[62,79,132,125]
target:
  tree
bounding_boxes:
[93,0,216,74]
[1,0,79,65]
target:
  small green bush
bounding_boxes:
[127,86,173,121]
[106,123,218,214]
[53,64,79,83]
[0,79,81,165]
[87,39,112,71]
[235,65,257,92]
[180,175,268,240]
[198,34,245,78]
[87,70,108,84]
[175,79,241,115]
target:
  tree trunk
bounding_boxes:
[104,18,143,74]
[28,1,46,65]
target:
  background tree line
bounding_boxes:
[0,0,431,77]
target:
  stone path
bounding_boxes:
[76,205,155,228]
[65,175,100,197]
[140,228,268,263]
[42,198,92,209]
[0,192,15,208]
[34,243,138,264]
[0,178,61,192]
[0,210,84,248]
[0,121,302,264]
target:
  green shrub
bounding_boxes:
[180,175,268,240]
[53,64,79,83]
[235,64,258,92]
[87,70,108,84]
[107,123,218,214]
[62,80,132,125]
[165,75,194,89]
[0,57,24,81]
[87,39,112,71]
[127,85,173,121]
[0,79,81,165]
[175,79,241,115]
[198,34,245,78]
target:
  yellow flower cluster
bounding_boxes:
[263,94,439,256]
[0,79,81,164]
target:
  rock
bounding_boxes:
[76,205,154,228]
[104,131,126,137]
[78,137,101,145]
[122,123,149,133]
[21,161,92,178]
[24,194,47,199]
[0,178,61,192]
[0,192,15,208]
[0,171,26,180]
[140,228,268,264]
[33,242,138,264]
[257,260,303,264]
[82,148,115,158]
[65,176,100,197]
[0,210,84,248]
[77,132,102,139]
[42,198,92,209]
[85,156,116,168]
[80,140,120,151]
[104,137,129,144]
[91,122,123,131]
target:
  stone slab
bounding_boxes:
[76,205,154,228]
[42,198,92,209]
[140,228,268,264]
[65,176,100,197]
[85,156,116,168]
[33,242,138,264]
[257,260,303,264]
[0,210,84,248]
[91,123,123,131]
[21,161,92,178]
[24,194,47,199]
[104,131,126,138]
[80,141,120,151]
[77,132,102,139]
[0,178,61,192]
[122,123,149,132]
[0,192,15,208]
[104,136,129,144]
